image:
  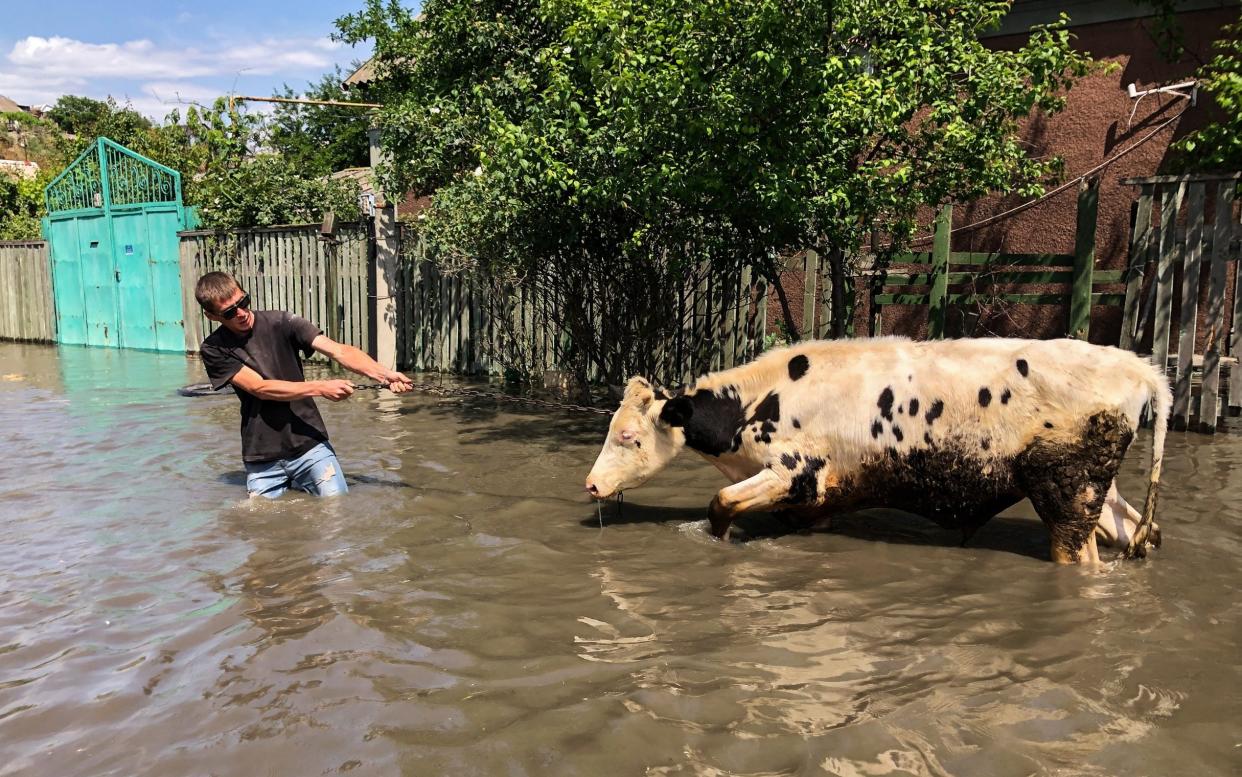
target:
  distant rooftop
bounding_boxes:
[343,59,376,89]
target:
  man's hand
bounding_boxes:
[380,371,415,394]
[318,379,356,402]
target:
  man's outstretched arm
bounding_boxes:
[311,336,414,393]
[230,365,356,401]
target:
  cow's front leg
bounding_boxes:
[707,469,789,539]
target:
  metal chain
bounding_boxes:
[351,380,614,416]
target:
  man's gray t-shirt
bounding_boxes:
[200,310,330,464]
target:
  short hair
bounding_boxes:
[195,272,240,311]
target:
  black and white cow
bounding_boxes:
[585,337,1171,564]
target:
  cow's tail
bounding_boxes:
[1125,363,1172,559]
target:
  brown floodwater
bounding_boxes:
[0,341,1239,776]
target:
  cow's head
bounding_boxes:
[585,376,685,499]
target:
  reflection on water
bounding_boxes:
[0,342,1239,776]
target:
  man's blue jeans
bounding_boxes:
[245,443,348,498]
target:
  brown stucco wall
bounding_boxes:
[781,7,1240,345]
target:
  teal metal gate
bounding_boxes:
[42,137,195,351]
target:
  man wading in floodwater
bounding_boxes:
[196,271,414,498]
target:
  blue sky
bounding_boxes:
[0,0,400,119]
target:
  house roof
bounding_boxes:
[0,94,23,113]
[332,166,376,195]
[343,59,377,89]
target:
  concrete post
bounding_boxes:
[368,126,399,368]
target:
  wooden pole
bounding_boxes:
[1069,177,1099,340]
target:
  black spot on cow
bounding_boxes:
[878,387,895,421]
[787,457,826,504]
[1016,359,1029,377]
[885,446,899,458]
[634,440,641,449]
[981,438,990,451]
[1044,421,1055,429]
[908,397,919,417]
[781,452,798,470]
[788,354,810,381]
[978,387,992,407]
[924,432,933,445]
[897,404,904,415]
[871,419,883,439]
[908,374,913,382]
[752,392,781,443]
[925,399,945,425]
[1001,388,1012,405]
[659,387,747,456]
[792,418,801,429]
[892,425,904,442]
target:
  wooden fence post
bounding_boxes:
[1120,185,1155,351]
[802,250,818,340]
[1069,177,1099,340]
[1198,182,1234,431]
[929,204,952,339]
[1152,182,1186,374]
[1172,183,1206,429]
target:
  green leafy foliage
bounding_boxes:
[267,64,373,176]
[1173,20,1242,172]
[195,153,362,227]
[338,0,1090,381]
[0,170,54,240]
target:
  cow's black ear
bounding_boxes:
[659,395,694,427]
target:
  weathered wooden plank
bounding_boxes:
[949,252,1073,267]
[694,260,709,377]
[801,250,818,340]
[739,264,753,363]
[179,237,199,351]
[754,274,768,360]
[458,274,470,372]
[721,266,738,369]
[816,254,832,340]
[1069,177,1099,340]
[1152,182,1185,377]
[1123,172,1242,185]
[929,204,952,339]
[1199,182,1234,431]
[710,265,725,373]
[1172,183,1206,429]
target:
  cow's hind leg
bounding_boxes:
[707,469,790,539]
[1017,412,1133,565]
[1094,480,1161,549]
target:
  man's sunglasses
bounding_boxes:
[217,293,251,320]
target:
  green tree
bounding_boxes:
[45,95,118,135]
[0,170,54,240]
[194,153,361,228]
[1174,20,1242,172]
[338,0,1090,382]
[267,64,373,175]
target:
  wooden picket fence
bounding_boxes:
[394,234,770,385]
[0,240,55,343]
[871,179,1112,339]
[178,223,371,357]
[1120,173,1241,432]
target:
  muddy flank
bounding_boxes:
[0,342,1238,776]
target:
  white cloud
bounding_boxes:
[0,34,347,118]
[9,36,215,79]
[6,35,337,80]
